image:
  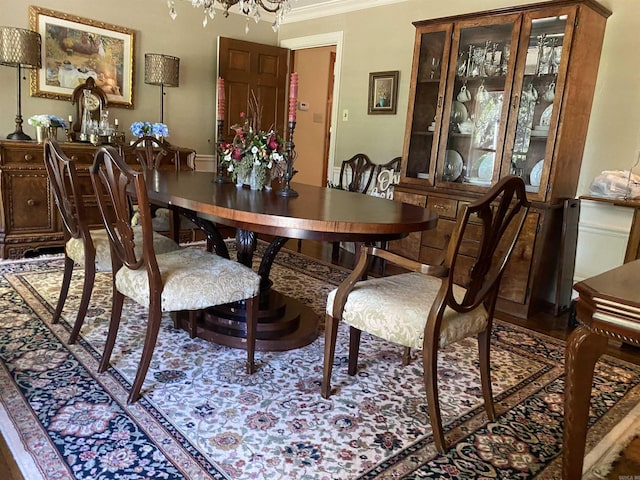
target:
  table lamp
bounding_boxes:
[144,53,179,124]
[0,26,41,140]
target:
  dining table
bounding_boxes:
[144,169,439,351]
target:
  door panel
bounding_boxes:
[218,37,289,142]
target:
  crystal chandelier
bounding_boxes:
[167,0,293,30]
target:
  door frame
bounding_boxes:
[280,32,343,179]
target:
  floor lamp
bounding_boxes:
[0,26,41,140]
[144,53,180,124]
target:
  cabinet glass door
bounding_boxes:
[438,16,519,189]
[402,25,451,185]
[505,11,573,198]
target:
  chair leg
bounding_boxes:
[424,346,446,454]
[347,326,361,376]
[188,310,197,338]
[52,255,74,324]
[402,346,411,366]
[332,241,340,262]
[322,314,340,398]
[297,239,302,253]
[478,329,496,420]
[68,260,95,344]
[128,300,164,404]
[99,289,125,373]
[170,208,180,244]
[245,295,259,374]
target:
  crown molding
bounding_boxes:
[283,0,412,24]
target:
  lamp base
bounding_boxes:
[7,130,32,141]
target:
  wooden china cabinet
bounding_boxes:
[391,0,611,318]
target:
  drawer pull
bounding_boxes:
[71,155,78,161]
[27,199,35,207]
[433,204,448,211]
[24,154,33,161]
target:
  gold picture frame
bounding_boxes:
[368,70,399,115]
[29,6,135,108]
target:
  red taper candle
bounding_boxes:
[217,77,225,121]
[288,72,298,123]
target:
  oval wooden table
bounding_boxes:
[145,170,439,351]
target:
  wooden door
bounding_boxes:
[218,37,289,143]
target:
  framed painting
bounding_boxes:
[368,70,399,115]
[29,6,135,108]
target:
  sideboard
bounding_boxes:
[0,140,198,259]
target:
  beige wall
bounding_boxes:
[0,0,278,154]
[2,0,635,196]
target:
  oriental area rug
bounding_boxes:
[1,243,640,479]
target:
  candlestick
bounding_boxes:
[277,120,298,197]
[217,77,225,121]
[288,72,298,123]
[114,118,119,127]
[68,115,73,124]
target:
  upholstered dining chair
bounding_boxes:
[43,139,179,345]
[322,175,530,453]
[121,135,198,243]
[331,153,377,261]
[90,146,261,404]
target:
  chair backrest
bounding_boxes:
[90,146,157,277]
[338,153,376,193]
[43,139,90,242]
[442,175,530,314]
[120,135,195,172]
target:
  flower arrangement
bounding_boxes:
[130,122,169,138]
[27,114,67,128]
[219,93,286,188]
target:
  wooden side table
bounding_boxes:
[563,260,640,479]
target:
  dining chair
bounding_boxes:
[121,135,198,243]
[322,175,530,453]
[90,146,261,404]
[43,139,180,345]
[331,153,377,261]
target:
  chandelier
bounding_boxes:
[167,0,293,30]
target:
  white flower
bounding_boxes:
[224,153,232,161]
[251,146,259,154]
[227,164,234,172]
[273,152,283,161]
[254,158,261,166]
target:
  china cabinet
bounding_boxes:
[393,0,610,318]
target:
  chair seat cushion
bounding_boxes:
[66,227,179,272]
[115,247,260,312]
[131,206,199,232]
[326,272,488,350]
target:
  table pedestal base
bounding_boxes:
[172,290,319,352]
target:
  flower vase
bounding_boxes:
[248,165,266,191]
[35,126,45,143]
[47,127,59,141]
[236,170,250,188]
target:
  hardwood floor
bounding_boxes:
[1,239,639,479]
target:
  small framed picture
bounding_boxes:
[368,71,399,115]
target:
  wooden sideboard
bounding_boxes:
[0,140,103,259]
[0,140,197,259]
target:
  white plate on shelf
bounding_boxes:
[443,150,463,181]
[530,130,548,137]
[450,101,469,124]
[529,159,544,187]
[540,105,553,127]
[471,152,495,181]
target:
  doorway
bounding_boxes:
[280,32,343,187]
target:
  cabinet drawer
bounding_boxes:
[422,218,456,249]
[1,147,44,166]
[427,196,457,219]
[4,171,56,233]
